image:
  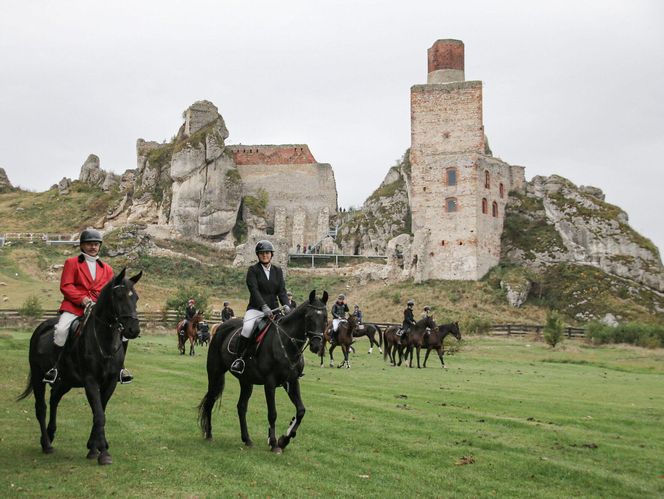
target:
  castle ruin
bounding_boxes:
[409,39,525,281]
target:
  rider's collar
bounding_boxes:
[78,253,101,264]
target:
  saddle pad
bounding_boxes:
[255,322,271,347]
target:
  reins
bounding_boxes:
[85,284,135,360]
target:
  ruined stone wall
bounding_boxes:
[229,145,316,165]
[236,161,337,250]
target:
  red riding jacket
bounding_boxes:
[59,254,115,316]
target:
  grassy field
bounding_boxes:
[1,329,663,498]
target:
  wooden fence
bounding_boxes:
[0,310,586,338]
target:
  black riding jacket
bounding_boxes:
[221,306,234,322]
[185,305,197,320]
[332,302,349,319]
[403,307,415,328]
[246,261,289,311]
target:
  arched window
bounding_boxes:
[499,183,504,198]
[484,170,490,189]
[446,198,458,213]
[446,168,457,186]
[482,198,488,214]
[492,201,498,217]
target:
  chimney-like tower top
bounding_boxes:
[427,39,465,84]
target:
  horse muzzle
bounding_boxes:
[119,318,141,339]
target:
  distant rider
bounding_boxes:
[287,291,297,309]
[43,229,133,385]
[231,240,290,374]
[330,294,349,344]
[352,304,363,324]
[401,299,416,341]
[181,299,198,333]
[221,301,235,322]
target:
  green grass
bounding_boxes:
[1,331,663,497]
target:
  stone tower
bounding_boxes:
[409,39,524,281]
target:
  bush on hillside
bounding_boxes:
[166,288,210,320]
[543,311,564,348]
[19,295,43,319]
[464,316,491,335]
[586,321,664,348]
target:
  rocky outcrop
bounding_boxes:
[336,151,411,256]
[57,177,71,195]
[79,154,121,191]
[0,168,13,192]
[502,175,664,292]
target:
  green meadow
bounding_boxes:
[1,330,662,498]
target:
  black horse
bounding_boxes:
[423,322,462,368]
[351,322,382,354]
[198,290,328,454]
[17,269,142,465]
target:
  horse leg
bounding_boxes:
[438,346,447,369]
[237,380,254,447]
[264,383,281,453]
[408,346,414,368]
[319,341,325,367]
[189,336,195,356]
[277,379,304,450]
[416,346,422,369]
[329,344,335,368]
[423,347,432,368]
[32,377,53,454]
[46,382,71,446]
[367,334,374,354]
[83,380,111,465]
[92,381,118,463]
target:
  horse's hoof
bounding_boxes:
[97,451,112,465]
[42,446,54,454]
[86,449,100,459]
[244,439,254,448]
[443,365,448,369]
[272,447,283,455]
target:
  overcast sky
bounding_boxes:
[1,0,663,255]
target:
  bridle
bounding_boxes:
[86,283,138,359]
[272,303,326,369]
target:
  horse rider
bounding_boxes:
[181,298,198,333]
[43,229,133,385]
[353,304,363,324]
[401,299,416,341]
[221,301,234,322]
[287,291,297,309]
[330,294,349,345]
[231,240,291,374]
[422,305,431,319]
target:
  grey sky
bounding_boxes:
[1,0,663,255]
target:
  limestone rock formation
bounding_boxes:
[337,151,411,256]
[57,177,71,195]
[502,174,664,292]
[0,168,14,192]
[78,154,120,191]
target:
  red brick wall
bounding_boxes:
[428,39,464,73]
[228,145,316,165]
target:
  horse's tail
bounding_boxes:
[197,332,226,438]
[375,324,383,349]
[17,371,34,401]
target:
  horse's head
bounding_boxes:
[304,290,328,354]
[451,321,461,341]
[109,268,142,339]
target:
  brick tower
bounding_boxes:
[409,39,524,281]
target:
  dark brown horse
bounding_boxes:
[198,290,328,454]
[320,315,357,368]
[17,269,142,465]
[383,325,407,367]
[351,322,382,354]
[403,316,437,368]
[423,322,461,368]
[177,312,203,356]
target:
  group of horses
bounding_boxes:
[18,275,461,465]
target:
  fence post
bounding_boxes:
[507,324,511,335]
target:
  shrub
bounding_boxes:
[543,311,564,348]
[587,321,663,348]
[166,288,210,320]
[464,316,491,335]
[19,295,43,319]
[390,292,401,305]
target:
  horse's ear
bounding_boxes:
[130,271,143,284]
[114,267,127,283]
[322,291,329,304]
[308,290,316,304]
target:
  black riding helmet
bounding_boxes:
[255,239,275,254]
[80,229,103,245]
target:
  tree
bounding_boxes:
[165,288,210,319]
[19,295,43,319]
[543,310,564,348]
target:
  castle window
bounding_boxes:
[499,183,505,198]
[446,168,457,186]
[446,197,458,213]
[482,198,488,214]
[423,187,427,192]
[441,240,445,246]
[485,170,490,189]
[492,201,498,217]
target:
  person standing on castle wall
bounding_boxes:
[330,294,349,344]
[287,291,297,309]
[402,299,416,341]
[221,301,235,322]
[296,244,301,254]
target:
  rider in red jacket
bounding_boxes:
[43,229,133,385]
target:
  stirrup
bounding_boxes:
[230,358,245,374]
[119,368,133,384]
[42,368,58,385]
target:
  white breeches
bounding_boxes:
[54,312,79,347]
[333,318,345,332]
[241,308,265,338]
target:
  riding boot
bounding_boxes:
[119,341,133,384]
[43,345,64,384]
[230,335,250,374]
